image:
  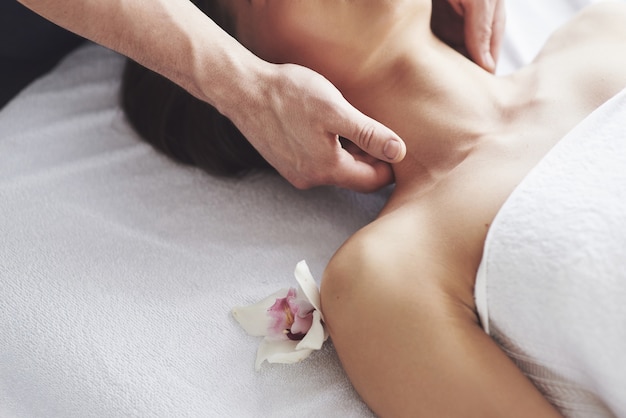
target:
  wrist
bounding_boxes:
[192,40,271,126]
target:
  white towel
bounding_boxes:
[476,88,626,417]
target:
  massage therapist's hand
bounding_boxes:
[224,62,406,192]
[432,0,506,72]
[17,0,405,192]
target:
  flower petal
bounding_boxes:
[290,310,314,335]
[294,260,323,318]
[232,288,289,337]
[296,309,327,351]
[255,338,314,371]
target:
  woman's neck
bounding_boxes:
[339,27,535,192]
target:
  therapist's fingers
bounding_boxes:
[489,0,506,66]
[331,145,396,193]
[332,104,406,165]
[324,110,405,192]
[458,0,506,73]
[317,100,405,191]
[233,62,404,191]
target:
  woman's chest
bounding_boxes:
[391,105,596,275]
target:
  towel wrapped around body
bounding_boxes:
[475,88,626,418]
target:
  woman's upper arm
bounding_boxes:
[321,233,561,417]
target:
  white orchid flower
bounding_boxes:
[232,260,328,371]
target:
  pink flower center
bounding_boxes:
[268,288,314,340]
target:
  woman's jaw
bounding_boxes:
[227,0,432,87]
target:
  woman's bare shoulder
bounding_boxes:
[576,1,626,35]
[534,2,626,113]
[323,218,418,293]
[321,210,477,316]
[322,219,405,289]
[541,2,626,55]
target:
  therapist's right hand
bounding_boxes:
[225,62,406,193]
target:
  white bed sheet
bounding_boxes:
[0,1,598,417]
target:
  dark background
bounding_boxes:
[1,2,85,109]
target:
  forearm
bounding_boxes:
[17,0,261,113]
[17,0,405,192]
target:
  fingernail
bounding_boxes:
[383,139,402,161]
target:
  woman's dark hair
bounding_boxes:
[121,0,272,177]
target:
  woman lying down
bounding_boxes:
[121,1,626,416]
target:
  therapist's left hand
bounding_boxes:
[431,0,506,73]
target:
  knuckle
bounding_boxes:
[478,26,493,44]
[355,124,377,151]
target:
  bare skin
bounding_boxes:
[321,3,626,417]
[16,0,405,192]
[16,0,503,192]
[233,0,626,416]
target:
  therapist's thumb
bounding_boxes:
[336,107,406,163]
